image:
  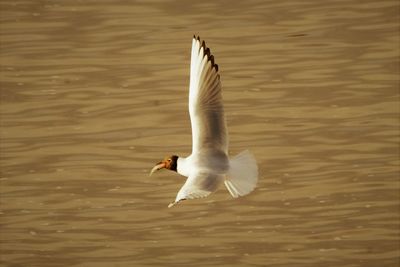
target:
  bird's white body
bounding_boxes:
[177,150,229,178]
[166,36,258,207]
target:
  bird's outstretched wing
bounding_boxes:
[189,36,228,155]
[169,172,224,207]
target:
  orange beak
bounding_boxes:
[149,161,166,176]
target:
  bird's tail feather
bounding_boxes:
[224,150,258,198]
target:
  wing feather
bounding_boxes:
[172,172,224,205]
[189,36,228,154]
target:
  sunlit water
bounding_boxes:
[0,1,399,266]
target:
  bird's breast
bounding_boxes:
[178,150,229,177]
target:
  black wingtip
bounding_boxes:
[193,35,220,72]
[205,47,210,58]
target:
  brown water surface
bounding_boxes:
[0,1,399,266]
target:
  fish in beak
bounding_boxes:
[149,155,179,176]
[149,161,167,176]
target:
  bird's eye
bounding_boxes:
[168,159,172,162]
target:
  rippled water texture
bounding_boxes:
[0,0,399,266]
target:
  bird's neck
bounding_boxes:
[177,156,190,177]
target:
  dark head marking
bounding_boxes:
[166,155,178,172]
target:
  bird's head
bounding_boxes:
[149,155,178,176]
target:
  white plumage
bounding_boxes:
[151,36,258,207]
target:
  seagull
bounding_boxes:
[150,35,258,207]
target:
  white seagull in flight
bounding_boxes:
[150,35,258,207]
